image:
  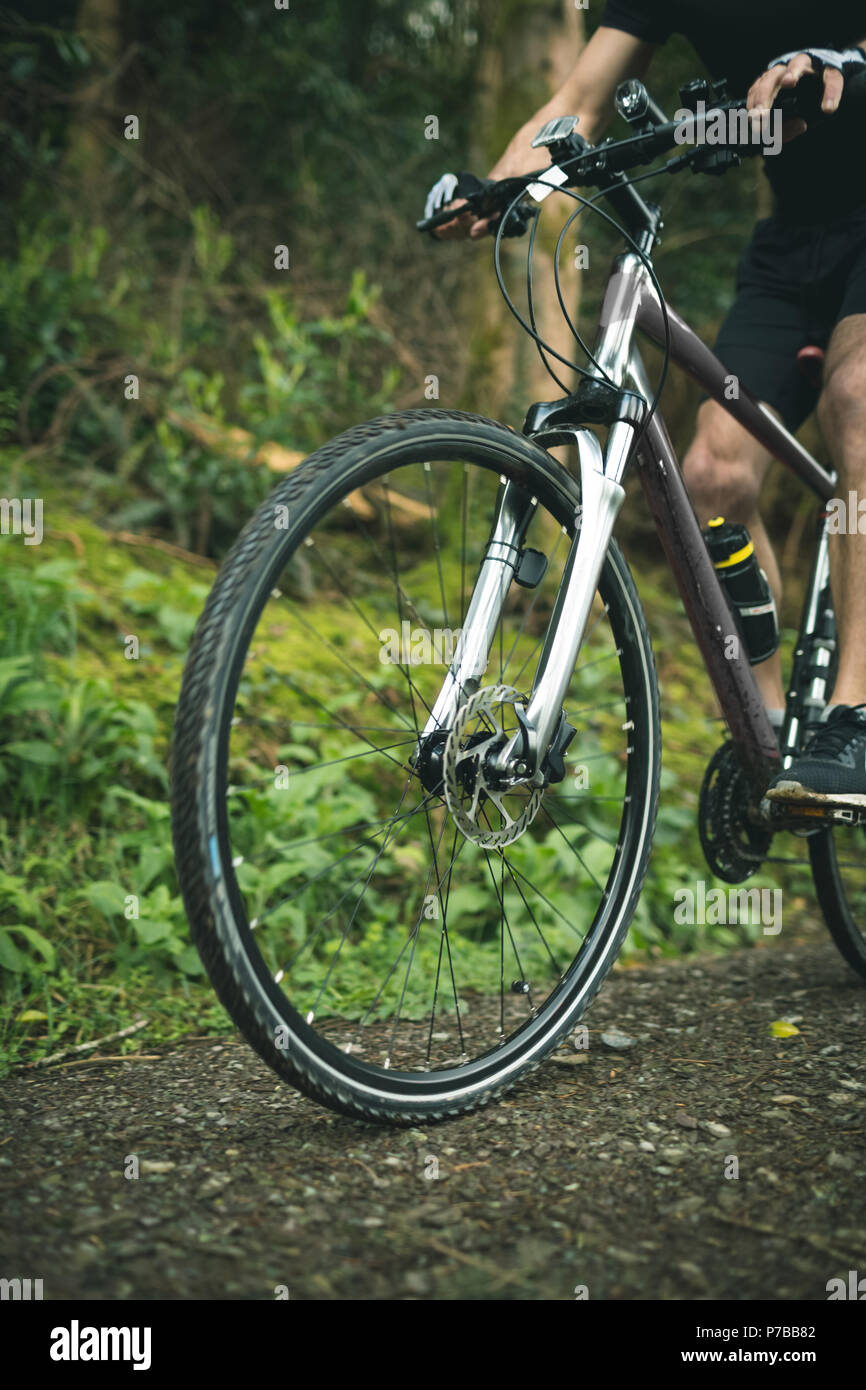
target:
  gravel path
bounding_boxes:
[3,937,865,1300]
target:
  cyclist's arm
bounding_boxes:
[488,25,656,180]
[435,25,655,240]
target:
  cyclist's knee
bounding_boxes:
[683,421,764,523]
[817,355,866,443]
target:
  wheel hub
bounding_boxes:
[442,684,543,847]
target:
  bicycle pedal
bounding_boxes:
[760,796,866,831]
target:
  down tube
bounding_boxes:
[632,410,781,791]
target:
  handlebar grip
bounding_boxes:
[774,66,866,121]
[837,64,866,106]
[416,205,468,234]
[773,71,823,122]
[416,170,496,234]
[417,172,533,237]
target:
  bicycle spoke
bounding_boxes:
[204,452,644,1081]
[424,824,466,1064]
[260,790,438,938]
[385,809,453,1065]
[538,801,607,894]
[305,779,420,1019]
[303,529,439,731]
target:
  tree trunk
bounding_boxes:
[64,0,122,209]
[464,0,586,422]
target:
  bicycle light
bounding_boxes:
[615,79,668,130]
[615,79,649,124]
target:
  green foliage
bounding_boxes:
[0,186,402,554]
[241,275,399,450]
[0,1,817,1070]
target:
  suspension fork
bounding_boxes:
[419,247,653,776]
[419,476,538,742]
[417,420,639,781]
[488,421,636,781]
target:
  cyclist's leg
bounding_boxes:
[816,310,866,708]
[681,224,821,714]
[682,401,786,711]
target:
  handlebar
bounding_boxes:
[416,68,866,237]
[419,172,534,236]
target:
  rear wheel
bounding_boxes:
[171,410,660,1122]
[798,591,866,979]
[810,830,866,979]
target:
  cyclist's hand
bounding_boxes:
[746,54,817,142]
[423,172,499,241]
[747,46,866,139]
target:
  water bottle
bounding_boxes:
[703,517,779,664]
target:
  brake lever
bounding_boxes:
[416,173,535,237]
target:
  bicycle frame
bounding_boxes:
[421,241,838,802]
[605,249,836,793]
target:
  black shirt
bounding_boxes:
[600,0,866,220]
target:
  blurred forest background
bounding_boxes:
[0,0,825,1066]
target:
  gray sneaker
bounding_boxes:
[765,704,866,812]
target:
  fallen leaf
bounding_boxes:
[769,1020,800,1038]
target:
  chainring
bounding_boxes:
[698,742,772,884]
[443,684,543,848]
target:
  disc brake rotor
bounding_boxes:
[443,684,543,847]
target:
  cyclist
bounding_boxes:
[425,2,866,815]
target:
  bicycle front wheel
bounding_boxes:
[171,409,660,1122]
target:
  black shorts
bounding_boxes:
[709,203,866,432]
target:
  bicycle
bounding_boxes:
[171,70,866,1123]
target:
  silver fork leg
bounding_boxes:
[488,426,628,780]
[419,478,537,742]
[420,421,635,776]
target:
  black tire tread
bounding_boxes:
[171,410,660,1122]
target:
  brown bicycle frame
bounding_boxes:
[597,254,836,794]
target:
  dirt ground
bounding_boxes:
[2,936,865,1301]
